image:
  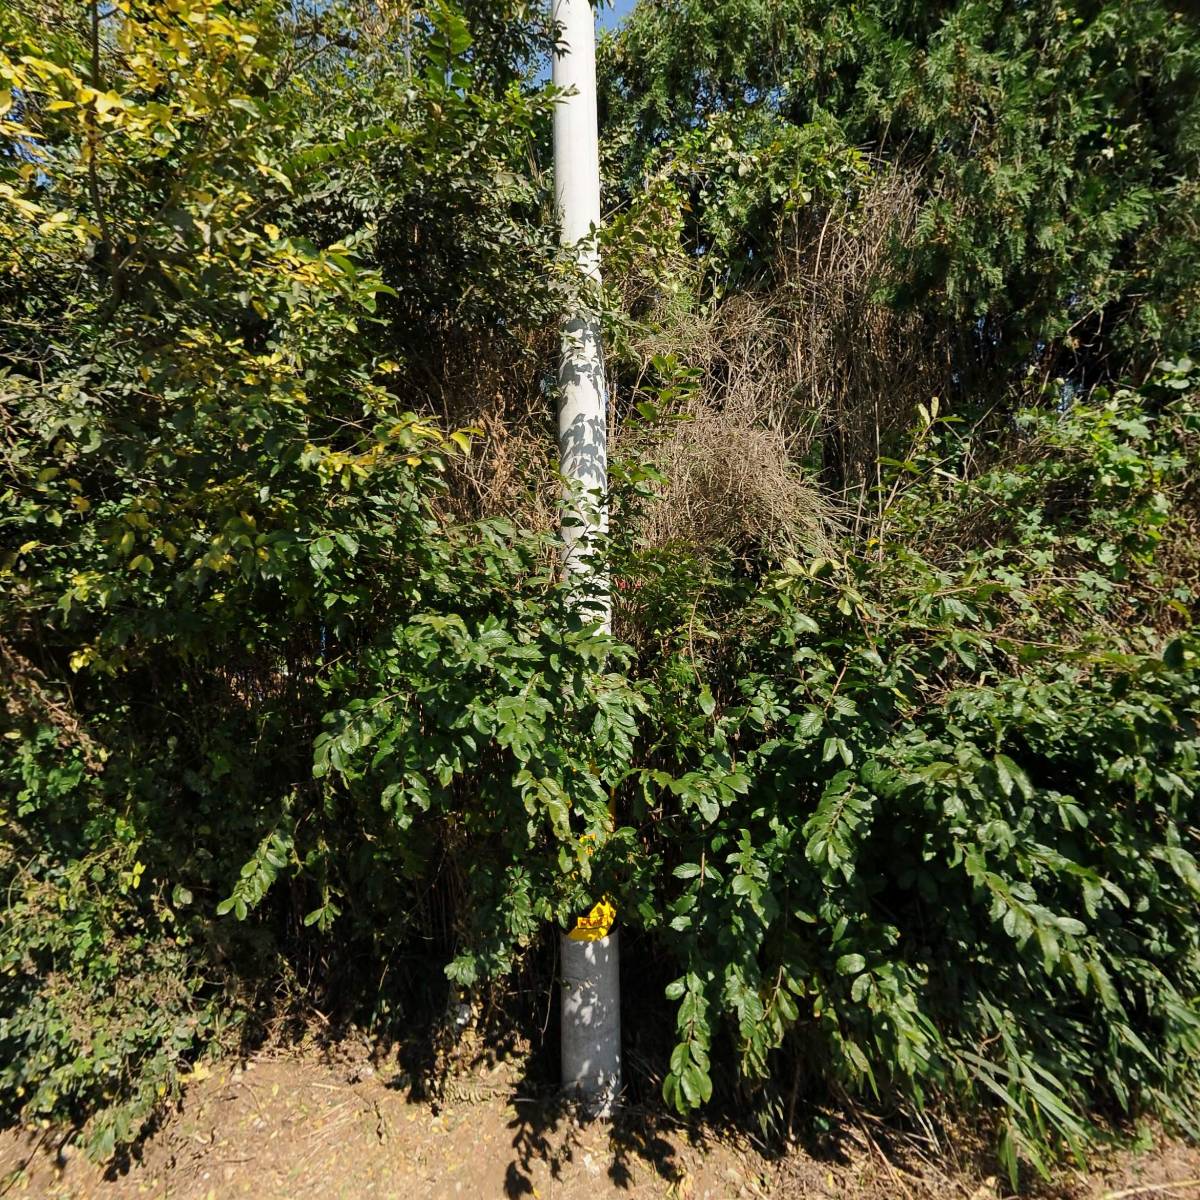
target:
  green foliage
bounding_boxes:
[602,0,1200,373]
[2,0,1199,1188]
[0,0,568,1155]
[306,518,647,987]
[0,731,221,1158]
[626,372,1200,1183]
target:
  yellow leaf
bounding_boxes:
[69,647,95,672]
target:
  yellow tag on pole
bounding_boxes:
[569,895,616,941]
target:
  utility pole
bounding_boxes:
[552,0,621,1116]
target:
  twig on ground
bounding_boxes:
[1102,1182,1200,1200]
[0,1127,51,1198]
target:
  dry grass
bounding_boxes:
[626,402,840,562]
[410,326,561,535]
[613,167,949,558]
[423,167,952,566]
[0,635,104,772]
[772,166,951,499]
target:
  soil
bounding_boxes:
[2,1043,1198,1200]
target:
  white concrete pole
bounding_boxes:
[552,0,620,1115]
[552,0,610,633]
[561,929,621,1113]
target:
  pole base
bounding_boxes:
[560,929,621,1116]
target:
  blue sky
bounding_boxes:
[597,0,638,31]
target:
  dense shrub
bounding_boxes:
[0,733,217,1158]
[0,0,573,1153]
[1,0,1198,1187]
[611,374,1200,1180]
[601,0,1200,377]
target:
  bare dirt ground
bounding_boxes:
[2,1044,1199,1200]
